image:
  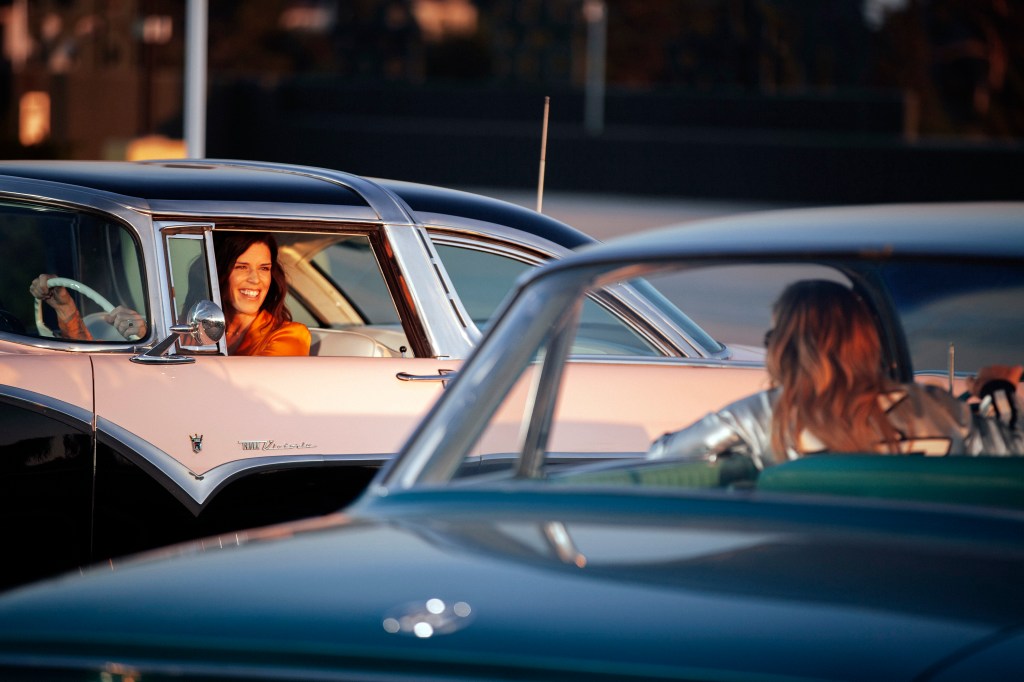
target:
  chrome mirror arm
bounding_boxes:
[130,300,225,365]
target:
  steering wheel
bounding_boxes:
[34,277,140,342]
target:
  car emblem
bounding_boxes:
[237,440,316,451]
[189,433,203,453]
[382,598,474,638]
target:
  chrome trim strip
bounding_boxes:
[563,355,764,369]
[0,385,93,427]
[147,202,380,221]
[96,416,390,514]
[424,218,571,257]
[477,451,646,463]
[0,332,144,353]
[385,224,477,358]
[0,175,151,215]
[417,228,475,332]
[430,233,552,265]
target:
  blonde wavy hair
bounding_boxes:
[766,280,899,455]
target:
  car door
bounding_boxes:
[90,223,462,515]
[0,355,94,588]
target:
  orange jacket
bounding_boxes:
[233,310,311,356]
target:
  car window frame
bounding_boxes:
[162,226,220,354]
[0,197,152,351]
[159,220,438,358]
[427,228,722,360]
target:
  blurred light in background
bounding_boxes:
[141,15,173,45]
[126,134,186,161]
[18,91,49,146]
[412,0,478,43]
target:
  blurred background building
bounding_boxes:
[0,0,1020,202]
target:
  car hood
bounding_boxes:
[0,489,1022,680]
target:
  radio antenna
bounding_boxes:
[948,342,955,394]
[537,96,550,213]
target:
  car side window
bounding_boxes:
[573,298,662,356]
[0,200,147,342]
[166,234,212,323]
[275,233,411,357]
[432,243,532,330]
[435,242,662,356]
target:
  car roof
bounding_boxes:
[0,159,370,206]
[563,202,1024,268]
[0,159,594,250]
[375,178,594,249]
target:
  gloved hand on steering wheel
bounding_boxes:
[30,273,147,341]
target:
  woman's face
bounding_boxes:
[226,242,272,316]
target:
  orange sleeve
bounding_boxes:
[57,307,94,341]
[252,321,311,356]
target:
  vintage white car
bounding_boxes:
[0,160,766,587]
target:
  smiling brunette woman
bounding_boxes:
[215,232,310,356]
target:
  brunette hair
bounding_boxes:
[214,232,293,325]
[766,280,899,455]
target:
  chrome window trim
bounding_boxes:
[0,187,157,353]
[429,228,716,359]
[426,232,546,340]
[147,202,380,222]
[423,216,571,258]
[384,224,477,358]
[429,231,553,265]
[0,330,147,353]
[162,229,222,354]
[153,221,201,349]
[0,174,151,215]
[592,285,715,358]
[160,221,427,354]
[427,227,614,357]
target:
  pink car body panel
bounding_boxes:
[0,355,94,414]
[91,355,460,476]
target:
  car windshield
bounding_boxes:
[383,254,1024,514]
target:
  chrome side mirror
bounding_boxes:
[130,300,226,365]
[183,299,226,346]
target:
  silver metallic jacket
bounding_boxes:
[648,382,1024,470]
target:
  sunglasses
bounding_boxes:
[763,328,774,347]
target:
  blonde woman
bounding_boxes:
[649,280,1023,467]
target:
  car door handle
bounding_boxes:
[396,369,457,386]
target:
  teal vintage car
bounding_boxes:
[0,203,1021,680]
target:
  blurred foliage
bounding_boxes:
[869,0,1023,137]
[4,0,1022,141]
[200,0,1022,137]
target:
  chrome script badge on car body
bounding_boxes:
[237,440,317,451]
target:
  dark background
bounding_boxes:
[3,0,1022,204]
